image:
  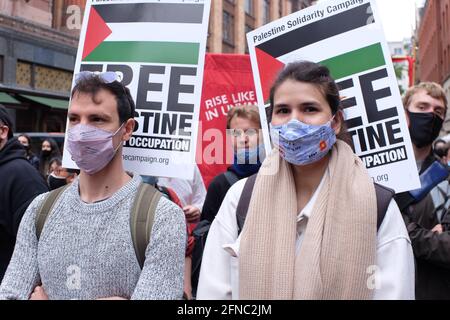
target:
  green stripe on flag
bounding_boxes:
[319,43,385,80]
[83,41,200,65]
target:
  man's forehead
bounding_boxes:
[413,89,445,106]
[71,89,114,104]
[69,90,116,113]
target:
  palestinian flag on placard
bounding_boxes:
[255,2,385,102]
[82,2,205,65]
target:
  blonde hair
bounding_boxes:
[226,104,261,129]
[403,82,448,111]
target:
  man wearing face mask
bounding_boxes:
[395,82,450,299]
[0,72,186,300]
[0,105,48,282]
[190,105,265,298]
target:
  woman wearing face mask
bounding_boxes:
[201,105,265,224]
[47,157,64,190]
[17,134,39,171]
[39,138,61,179]
[197,61,415,300]
[46,157,78,190]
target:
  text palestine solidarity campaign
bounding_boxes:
[253,0,365,43]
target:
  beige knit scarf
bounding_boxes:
[239,140,377,300]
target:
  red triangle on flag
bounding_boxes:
[255,48,285,102]
[82,8,112,60]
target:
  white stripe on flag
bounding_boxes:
[106,22,205,43]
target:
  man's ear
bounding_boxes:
[122,118,135,142]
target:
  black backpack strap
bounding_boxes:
[36,184,70,240]
[236,174,258,235]
[223,171,239,186]
[374,183,395,231]
[130,182,162,269]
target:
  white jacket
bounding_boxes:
[197,176,415,300]
[158,165,206,210]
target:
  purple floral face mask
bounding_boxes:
[66,123,124,175]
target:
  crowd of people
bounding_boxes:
[0,61,449,300]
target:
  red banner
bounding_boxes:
[196,54,257,188]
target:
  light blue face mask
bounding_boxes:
[447,161,450,167]
[235,144,265,165]
[270,118,337,166]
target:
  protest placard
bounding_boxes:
[62,0,210,180]
[196,53,257,187]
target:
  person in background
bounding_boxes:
[48,157,62,176]
[395,82,450,299]
[46,157,79,191]
[39,138,61,179]
[191,105,265,299]
[433,139,447,162]
[17,134,39,171]
[201,105,265,223]
[0,105,48,282]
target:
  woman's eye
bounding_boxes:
[304,105,318,113]
[276,108,289,114]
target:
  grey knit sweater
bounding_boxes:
[0,174,186,300]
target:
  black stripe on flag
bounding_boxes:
[256,3,373,58]
[93,3,204,24]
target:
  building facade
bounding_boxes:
[0,0,84,133]
[208,0,313,53]
[418,0,450,134]
[388,39,412,94]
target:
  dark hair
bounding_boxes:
[41,138,61,156]
[39,138,61,176]
[18,134,33,156]
[268,61,354,146]
[71,76,135,124]
[49,157,62,168]
[268,61,341,122]
[433,139,448,158]
[18,134,31,145]
[66,168,80,175]
[0,104,13,139]
[433,139,446,149]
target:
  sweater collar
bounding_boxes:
[69,173,142,213]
